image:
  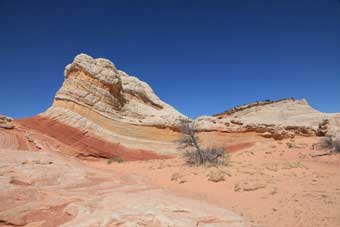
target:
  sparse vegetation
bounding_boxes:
[107,156,124,164]
[183,147,227,166]
[170,172,187,184]
[171,172,182,181]
[207,169,225,182]
[178,120,228,166]
[312,135,340,157]
[286,142,294,149]
[320,135,340,153]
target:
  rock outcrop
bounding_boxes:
[14,53,340,155]
[49,53,187,128]
[0,115,14,129]
[195,98,340,140]
[33,54,188,154]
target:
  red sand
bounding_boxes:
[90,136,340,227]
[225,142,254,153]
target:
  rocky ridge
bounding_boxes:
[195,98,340,140]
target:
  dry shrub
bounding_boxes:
[178,120,228,166]
[107,156,124,164]
[183,147,228,166]
[321,135,340,153]
[207,169,225,182]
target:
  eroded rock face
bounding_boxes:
[39,54,188,154]
[195,98,340,140]
[0,115,14,129]
[50,53,187,128]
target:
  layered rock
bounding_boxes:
[38,54,188,154]
[50,53,187,128]
[0,115,14,129]
[195,98,340,140]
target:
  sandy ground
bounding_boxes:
[0,127,246,227]
[1,124,340,227]
[86,135,340,227]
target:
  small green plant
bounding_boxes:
[107,156,124,164]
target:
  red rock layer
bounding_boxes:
[0,128,32,150]
[16,116,170,161]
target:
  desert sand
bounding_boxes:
[2,123,340,226]
[0,125,246,227]
[85,133,340,227]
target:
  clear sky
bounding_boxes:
[1,0,339,119]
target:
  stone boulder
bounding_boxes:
[0,115,14,129]
[316,119,330,136]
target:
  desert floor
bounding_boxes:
[1,127,340,227]
[86,134,340,227]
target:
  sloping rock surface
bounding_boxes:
[195,98,340,139]
[38,54,189,154]
[0,126,246,227]
[49,53,187,128]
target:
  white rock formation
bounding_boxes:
[47,53,188,128]
[41,53,188,154]
[195,98,340,139]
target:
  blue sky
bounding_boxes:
[0,0,339,118]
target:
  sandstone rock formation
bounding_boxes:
[0,115,14,129]
[195,98,340,140]
[50,53,187,128]
[21,54,188,155]
[14,53,340,156]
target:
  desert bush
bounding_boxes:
[286,142,294,149]
[320,135,340,153]
[178,120,228,165]
[207,169,225,182]
[170,172,187,184]
[183,147,227,166]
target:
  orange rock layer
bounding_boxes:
[16,116,171,161]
